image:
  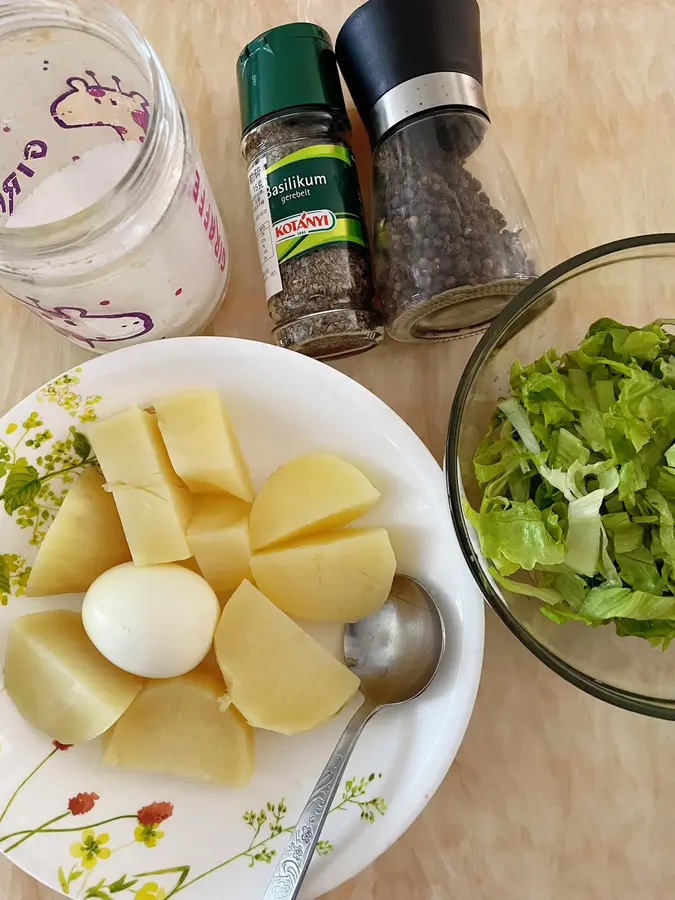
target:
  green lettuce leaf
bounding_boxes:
[564,489,603,577]
[655,357,675,386]
[644,488,675,566]
[490,569,566,606]
[615,546,664,593]
[594,380,615,412]
[539,604,602,626]
[618,459,647,503]
[464,499,565,575]
[602,511,643,553]
[496,397,541,456]
[579,586,675,620]
[614,617,675,650]
[548,570,590,611]
[652,466,675,500]
[548,428,590,470]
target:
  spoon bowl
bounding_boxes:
[345,574,446,708]
[263,574,446,899]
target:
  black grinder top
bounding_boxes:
[336,0,486,147]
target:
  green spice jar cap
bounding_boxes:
[237,23,347,134]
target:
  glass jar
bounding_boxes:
[336,0,544,343]
[0,0,229,353]
[238,23,383,361]
[372,108,542,341]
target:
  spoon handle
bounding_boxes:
[261,700,376,900]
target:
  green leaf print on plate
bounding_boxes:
[73,431,93,461]
[0,369,103,606]
[36,370,102,424]
[2,462,41,515]
[0,553,30,606]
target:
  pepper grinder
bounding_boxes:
[336,0,544,343]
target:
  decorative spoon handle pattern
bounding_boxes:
[262,701,375,900]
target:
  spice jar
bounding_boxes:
[237,23,383,360]
[336,0,543,343]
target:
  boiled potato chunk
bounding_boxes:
[103,666,254,786]
[88,406,183,488]
[154,390,254,500]
[187,495,251,591]
[110,483,192,565]
[249,453,380,550]
[25,468,131,597]
[250,527,396,623]
[214,580,360,734]
[4,610,142,744]
[89,406,193,564]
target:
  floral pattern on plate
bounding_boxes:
[0,741,386,898]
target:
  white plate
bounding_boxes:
[0,337,484,899]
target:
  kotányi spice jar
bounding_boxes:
[237,23,383,360]
[336,0,543,343]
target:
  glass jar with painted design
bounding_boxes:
[0,0,229,353]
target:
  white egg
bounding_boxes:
[82,562,220,679]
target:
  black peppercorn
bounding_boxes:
[370,110,541,341]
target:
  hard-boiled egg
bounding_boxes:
[82,562,220,679]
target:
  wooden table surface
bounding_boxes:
[3,0,675,897]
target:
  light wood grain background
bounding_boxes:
[3,0,675,898]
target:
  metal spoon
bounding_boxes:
[262,574,446,900]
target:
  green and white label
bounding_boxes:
[247,143,367,300]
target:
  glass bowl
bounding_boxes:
[447,234,675,718]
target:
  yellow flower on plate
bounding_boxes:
[69,829,111,870]
[134,882,166,900]
[134,823,165,848]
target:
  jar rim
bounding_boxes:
[0,0,179,274]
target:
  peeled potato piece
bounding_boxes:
[89,406,193,564]
[249,453,380,551]
[110,482,193,565]
[87,406,183,488]
[187,495,252,591]
[154,390,254,500]
[25,468,131,597]
[214,580,360,735]
[4,610,142,744]
[104,665,253,786]
[250,527,396,623]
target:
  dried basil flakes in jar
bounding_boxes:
[238,23,383,360]
[337,0,544,342]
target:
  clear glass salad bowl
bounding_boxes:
[447,234,675,718]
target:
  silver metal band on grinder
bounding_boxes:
[370,72,488,144]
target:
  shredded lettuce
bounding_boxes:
[490,569,566,606]
[464,499,564,575]
[468,317,675,649]
[579,586,675,621]
[564,489,603,577]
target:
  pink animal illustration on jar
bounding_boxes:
[20,297,154,348]
[50,71,150,143]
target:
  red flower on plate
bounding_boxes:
[53,741,73,751]
[137,802,174,827]
[68,792,100,815]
